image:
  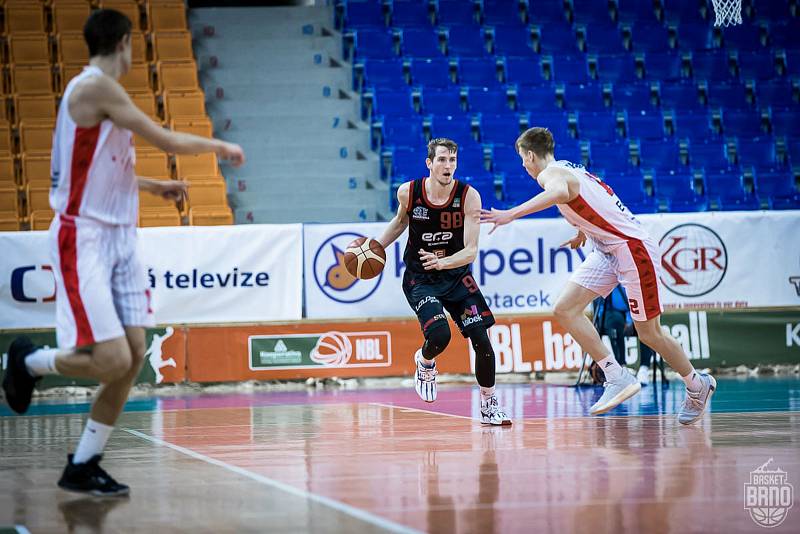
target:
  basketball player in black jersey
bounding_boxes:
[377,138,511,425]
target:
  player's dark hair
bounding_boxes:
[427,138,458,160]
[516,127,555,159]
[84,9,132,57]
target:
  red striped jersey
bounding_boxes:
[50,66,138,225]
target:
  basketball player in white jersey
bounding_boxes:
[2,9,244,495]
[480,128,715,422]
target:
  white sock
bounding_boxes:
[598,355,624,382]
[24,348,59,377]
[416,349,435,368]
[682,369,702,392]
[73,419,114,464]
[480,386,496,401]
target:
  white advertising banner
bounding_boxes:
[0,224,303,329]
[303,211,800,319]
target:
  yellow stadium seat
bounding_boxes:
[14,95,57,125]
[175,153,220,179]
[0,122,12,154]
[171,117,212,138]
[163,90,206,120]
[30,209,54,231]
[0,156,16,187]
[148,3,188,31]
[26,184,51,216]
[57,32,90,64]
[119,62,152,92]
[99,0,142,31]
[19,120,56,155]
[59,62,85,92]
[52,3,92,33]
[129,91,159,121]
[9,35,51,65]
[0,216,21,231]
[152,31,194,61]
[139,188,178,209]
[135,152,171,179]
[139,206,181,227]
[21,154,51,186]
[156,60,199,93]
[0,186,20,217]
[11,65,55,95]
[4,4,46,34]
[189,206,234,226]
[186,180,227,209]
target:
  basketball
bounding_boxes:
[344,237,386,280]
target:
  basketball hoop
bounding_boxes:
[710,0,743,27]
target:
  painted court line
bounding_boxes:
[123,428,420,534]
[15,526,31,534]
[371,402,475,421]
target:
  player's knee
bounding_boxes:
[469,328,493,357]
[553,297,576,321]
[634,323,661,347]
[93,342,133,382]
[128,339,146,371]
[423,324,451,358]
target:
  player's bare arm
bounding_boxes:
[377,182,411,248]
[420,187,481,271]
[479,167,576,234]
[137,177,187,201]
[71,75,245,166]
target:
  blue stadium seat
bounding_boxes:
[662,0,708,24]
[689,140,731,171]
[672,110,716,141]
[410,57,452,87]
[482,0,526,26]
[528,0,568,23]
[400,28,444,57]
[638,139,683,170]
[391,2,432,27]
[381,117,425,148]
[627,22,672,53]
[429,114,475,142]
[563,83,606,110]
[674,22,714,50]
[345,2,386,29]
[691,50,735,80]
[769,196,800,209]
[458,57,501,86]
[721,24,764,50]
[588,141,633,171]
[480,113,524,145]
[753,0,793,19]
[735,137,779,169]
[455,145,488,176]
[768,20,800,49]
[535,24,581,54]
[654,173,707,212]
[363,58,406,88]
[461,171,497,205]
[721,110,764,136]
[527,111,572,141]
[391,146,428,180]
[595,54,638,83]
[436,0,477,26]
[737,51,778,80]
[754,169,799,205]
[571,0,614,25]
[756,81,796,110]
[492,143,523,173]
[549,56,591,84]
[616,0,660,24]
[557,138,584,163]
[788,138,800,165]
[353,30,397,59]
[626,110,665,140]
[704,173,760,211]
[581,25,626,53]
[576,111,619,142]
[613,84,656,110]
[421,87,463,114]
[372,87,416,118]
[515,86,561,113]
[660,82,702,109]
[491,25,536,57]
[504,56,545,85]
[445,25,489,57]
[643,53,683,81]
[786,50,800,77]
[467,86,511,113]
[705,82,750,109]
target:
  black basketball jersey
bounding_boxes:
[403,178,470,274]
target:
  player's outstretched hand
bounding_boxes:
[217,141,245,167]
[479,208,513,235]
[419,249,442,271]
[560,231,587,250]
[149,179,187,201]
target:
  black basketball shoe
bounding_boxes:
[2,336,41,414]
[58,455,130,497]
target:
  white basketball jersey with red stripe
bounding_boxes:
[550,160,651,252]
[50,65,138,225]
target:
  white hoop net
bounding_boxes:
[710,0,743,27]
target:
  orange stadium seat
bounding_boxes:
[4,4,46,33]
[119,63,152,92]
[0,156,16,187]
[56,33,90,64]
[0,186,20,217]
[30,209,54,231]
[139,206,181,227]
[51,3,92,33]
[99,0,142,31]
[129,91,159,121]
[59,63,85,91]
[163,90,206,120]
[14,95,57,124]
[175,153,220,179]
[148,3,188,31]
[171,117,212,138]
[135,152,171,179]
[19,121,56,155]
[11,65,55,95]
[189,206,234,226]
[130,31,147,63]
[9,35,52,65]
[186,180,227,210]
[0,122,12,154]
[26,184,51,216]
[152,31,194,61]
[0,216,21,231]
[0,102,7,123]
[139,189,178,209]
[133,131,159,153]
[21,154,51,186]
[156,60,199,93]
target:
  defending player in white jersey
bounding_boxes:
[480,127,715,422]
[2,9,244,495]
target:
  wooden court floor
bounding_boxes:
[1,377,799,533]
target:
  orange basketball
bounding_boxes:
[344,237,386,280]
